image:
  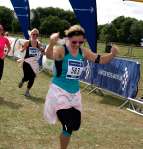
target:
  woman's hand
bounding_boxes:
[49,32,60,45]
[111,45,119,57]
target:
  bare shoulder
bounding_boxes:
[23,40,29,49]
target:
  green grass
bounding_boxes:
[0,53,143,149]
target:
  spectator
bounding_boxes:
[0,24,11,83]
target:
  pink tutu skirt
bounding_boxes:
[44,83,82,124]
[24,57,39,74]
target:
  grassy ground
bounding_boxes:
[0,56,143,149]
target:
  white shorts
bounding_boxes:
[44,83,82,124]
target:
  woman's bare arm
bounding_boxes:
[83,45,119,64]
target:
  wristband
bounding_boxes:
[95,54,101,63]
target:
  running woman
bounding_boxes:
[0,24,11,83]
[44,25,119,149]
[18,28,44,97]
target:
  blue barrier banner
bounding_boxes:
[69,0,97,52]
[10,0,30,39]
[80,59,94,84]
[80,58,140,98]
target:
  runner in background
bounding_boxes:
[0,24,11,83]
[18,28,44,97]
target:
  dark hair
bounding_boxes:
[0,24,4,35]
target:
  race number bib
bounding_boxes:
[29,47,39,57]
[66,59,83,79]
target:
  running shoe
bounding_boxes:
[24,90,31,97]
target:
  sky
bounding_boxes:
[0,0,143,24]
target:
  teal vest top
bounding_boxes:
[52,45,84,93]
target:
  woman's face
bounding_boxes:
[69,35,85,49]
[31,31,39,40]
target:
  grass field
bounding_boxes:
[0,51,143,149]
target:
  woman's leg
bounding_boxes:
[25,76,34,88]
[57,107,81,149]
[19,62,36,96]
[18,62,29,88]
[20,62,35,84]
[25,62,36,96]
[60,133,71,149]
[0,59,4,81]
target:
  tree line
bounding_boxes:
[98,16,143,45]
[0,6,143,45]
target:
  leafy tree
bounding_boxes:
[57,10,78,25]
[11,18,21,33]
[99,24,117,42]
[111,16,126,29]
[39,15,70,36]
[36,7,59,19]
[98,16,143,44]
[0,6,14,31]
[117,17,136,43]
[97,25,105,40]
[30,9,40,29]
[35,7,77,26]
[130,20,143,44]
